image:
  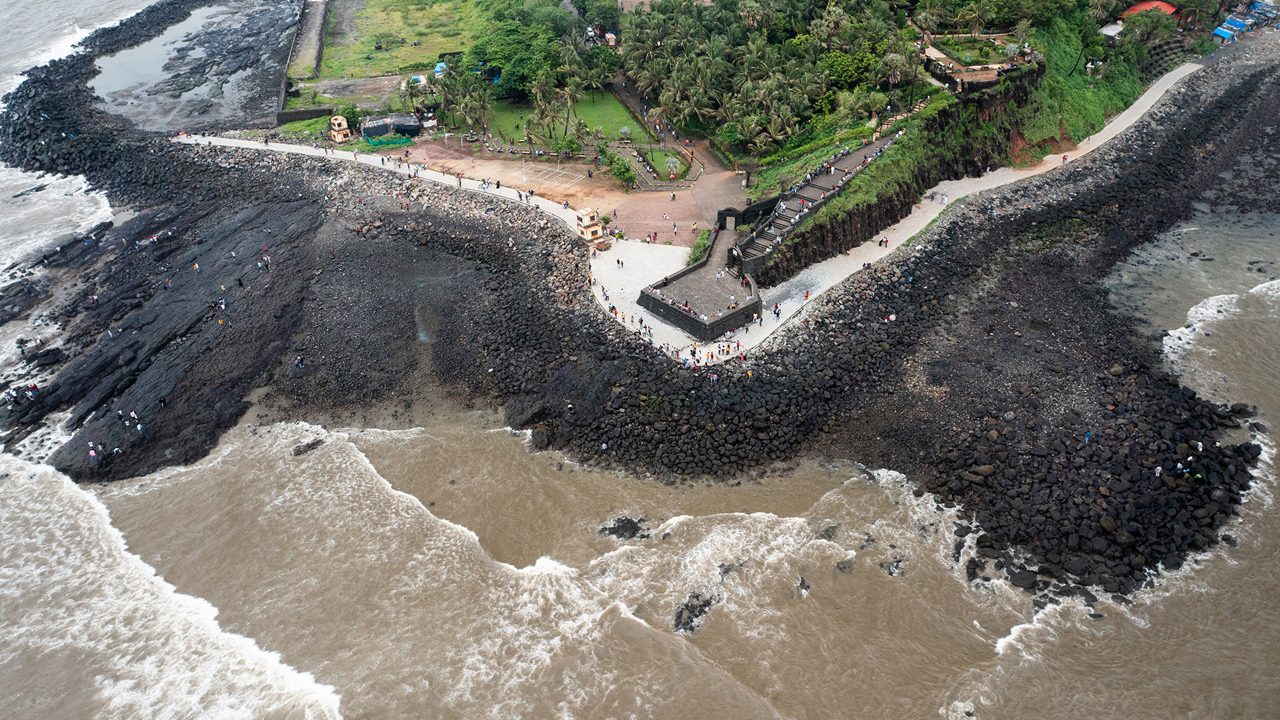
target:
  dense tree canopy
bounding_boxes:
[451,0,1173,156]
[618,0,926,151]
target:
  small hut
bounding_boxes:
[328,115,352,144]
[576,208,604,242]
[360,113,422,139]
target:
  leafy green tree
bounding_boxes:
[583,0,620,30]
[819,50,860,89]
[1122,9,1178,49]
[466,20,556,100]
[335,103,364,129]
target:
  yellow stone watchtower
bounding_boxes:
[328,115,352,144]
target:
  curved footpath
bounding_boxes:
[0,3,1272,602]
[186,60,1201,364]
[175,135,580,227]
[594,61,1205,360]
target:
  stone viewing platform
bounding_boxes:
[637,227,761,342]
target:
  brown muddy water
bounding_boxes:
[1,122,1278,717]
[2,206,1275,720]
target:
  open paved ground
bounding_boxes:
[610,140,743,247]
[198,61,1199,365]
[590,60,1205,364]
[402,140,608,207]
[400,136,744,249]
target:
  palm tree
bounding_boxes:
[915,10,941,39]
[878,53,910,88]
[855,91,890,125]
[399,76,427,113]
[955,3,987,38]
[810,5,849,49]
[1013,19,1033,47]
[665,154,681,178]
[1088,0,1118,23]
[739,0,772,32]
[555,78,582,139]
[468,89,492,131]
[1177,0,1218,28]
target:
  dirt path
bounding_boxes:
[396,136,746,247]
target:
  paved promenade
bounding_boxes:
[173,135,580,228]
[176,59,1202,365]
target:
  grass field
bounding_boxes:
[488,93,655,143]
[318,0,484,80]
[934,36,1009,66]
[276,115,332,141]
[644,149,687,179]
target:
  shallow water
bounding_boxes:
[2,4,1279,717]
[91,5,224,97]
[88,0,296,131]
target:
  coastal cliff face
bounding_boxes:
[0,0,1273,601]
[755,65,1045,287]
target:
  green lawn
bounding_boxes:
[276,115,332,141]
[934,36,1009,66]
[317,0,484,80]
[487,93,654,143]
[644,149,687,180]
[574,92,653,142]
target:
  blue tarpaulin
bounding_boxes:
[1224,16,1247,30]
[1249,1,1278,18]
[1213,26,1237,40]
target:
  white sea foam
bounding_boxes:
[1162,292,1240,362]
[0,455,343,718]
[0,166,114,271]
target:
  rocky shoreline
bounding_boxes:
[0,0,1273,599]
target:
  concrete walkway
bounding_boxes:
[173,135,580,229]
[176,59,1201,366]
[593,60,1204,364]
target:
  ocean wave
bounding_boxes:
[0,455,343,719]
[0,165,114,272]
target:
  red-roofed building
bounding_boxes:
[1121,1,1179,18]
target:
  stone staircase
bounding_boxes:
[734,99,928,272]
[735,134,899,272]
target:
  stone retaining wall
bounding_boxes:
[637,227,762,341]
[755,63,1045,287]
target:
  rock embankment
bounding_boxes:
[0,0,1272,598]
